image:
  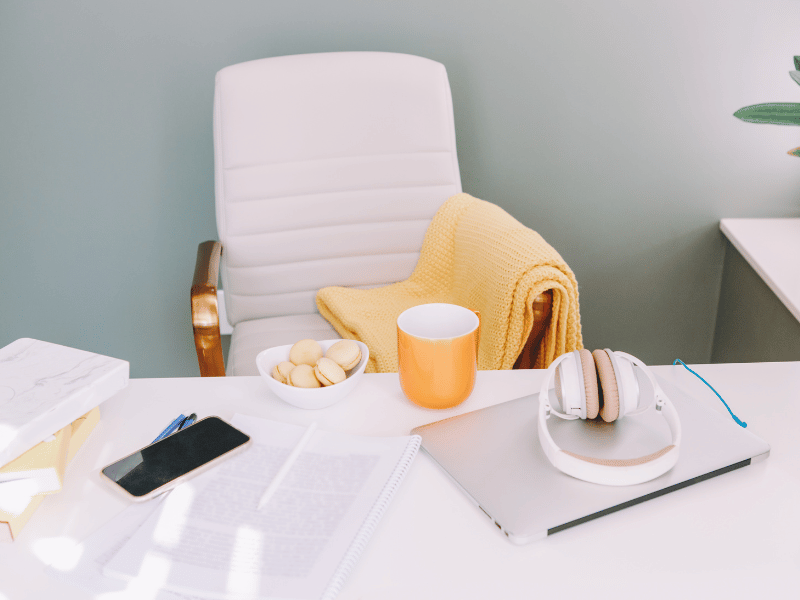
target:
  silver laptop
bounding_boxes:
[411,373,770,545]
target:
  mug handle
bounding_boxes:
[471,310,481,359]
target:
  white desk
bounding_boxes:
[1,364,798,600]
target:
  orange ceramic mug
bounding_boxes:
[397,303,481,409]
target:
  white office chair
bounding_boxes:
[191,52,551,376]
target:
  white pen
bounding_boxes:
[257,421,317,511]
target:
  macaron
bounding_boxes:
[271,361,295,385]
[314,357,346,386]
[289,339,323,367]
[287,364,321,388]
[325,340,361,371]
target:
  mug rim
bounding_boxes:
[397,303,479,340]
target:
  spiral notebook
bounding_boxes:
[102,414,420,600]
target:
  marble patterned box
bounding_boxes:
[0,339,129,467]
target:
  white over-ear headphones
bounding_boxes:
[538,349,681,486]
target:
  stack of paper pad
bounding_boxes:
[1,408,100,541]
[0,338,129,542]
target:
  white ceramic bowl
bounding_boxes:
[256,339,369,409]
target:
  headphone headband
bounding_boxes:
[538,350,681,486]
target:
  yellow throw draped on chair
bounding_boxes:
[316,194,583,373]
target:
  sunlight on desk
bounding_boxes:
[228,525,263,596]
[152,484,195,548]
[0,479,38,515]
[126,551,172,599]
[31,536,83,571]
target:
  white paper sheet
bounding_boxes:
[45,495,204,599]
[103,414,413,600]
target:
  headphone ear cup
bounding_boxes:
[592,349,620,422]
[610,351,640,417]
[578,349,600,419]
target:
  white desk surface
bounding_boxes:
[720,218,800,323]
[1,363,798,600]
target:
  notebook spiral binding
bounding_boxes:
[321,435,422,600]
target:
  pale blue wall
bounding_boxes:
[2,1,799,377]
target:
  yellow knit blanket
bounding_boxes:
[316,194,583,373]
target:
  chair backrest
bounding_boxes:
[213,52,462,326]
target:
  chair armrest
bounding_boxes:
[191,241,225,376]
[513,290,552,370]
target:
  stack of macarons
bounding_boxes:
[272,339,362,388]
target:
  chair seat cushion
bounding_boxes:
[227,314,340,376]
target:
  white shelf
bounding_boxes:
[719,218,800,323]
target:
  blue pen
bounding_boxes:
[152,414,186,443]
[178,413,197,430]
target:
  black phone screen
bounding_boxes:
[101,416,250,497]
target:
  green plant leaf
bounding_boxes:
[788,146,800,157]
[734,103,800,125]
[795,56,800,70]
[791,71,800,88]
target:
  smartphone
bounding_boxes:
[100,416,251,501]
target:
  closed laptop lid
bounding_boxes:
[412,374,770,544]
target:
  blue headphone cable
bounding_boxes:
[673,359,747,428]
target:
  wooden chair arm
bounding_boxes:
[513,290,552,370]
[191,240,225,376]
